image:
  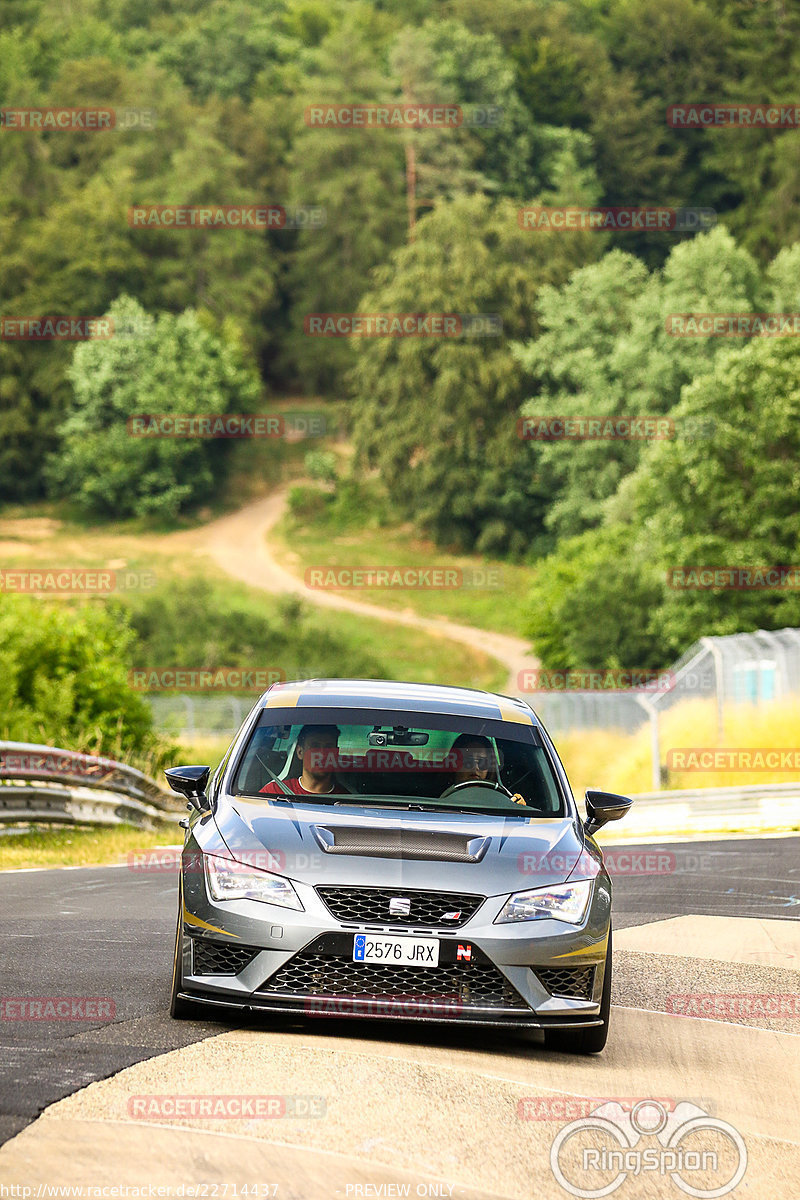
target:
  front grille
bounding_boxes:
[259,952,528,1009]
[535,967,595,1000]
[316,886,483,928]
[192,939,262,976]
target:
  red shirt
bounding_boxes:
[259,776,335,796]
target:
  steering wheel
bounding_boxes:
[439,779,517,800]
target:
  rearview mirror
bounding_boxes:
[165,765,211,811]
[584,788,633,835]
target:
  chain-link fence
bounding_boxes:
[148,695,252,740]
[532,627,800,788]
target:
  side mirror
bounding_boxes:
[584,788,633,835]
[165,765,211,811]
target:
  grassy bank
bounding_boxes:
[0,823,181,872]
[273,484,531,638]
[557,696,800,799]
[0,511,507,694]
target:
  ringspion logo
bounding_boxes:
[549,1100,746,1198]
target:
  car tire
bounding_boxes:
[544,928,612,1055]
[169,888,206,1021]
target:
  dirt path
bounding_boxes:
[198,490,538,694]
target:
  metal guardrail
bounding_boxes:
[0,742,181,828]
[614,780,800,837]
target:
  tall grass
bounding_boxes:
[556,696,800,798]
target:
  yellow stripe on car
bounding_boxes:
[182,904,241,939]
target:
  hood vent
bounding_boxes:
[311,825,489,863]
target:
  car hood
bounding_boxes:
[214,797,586,894]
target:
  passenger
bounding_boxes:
[260,724,341,795]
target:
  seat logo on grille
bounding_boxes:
[389,897,411,916]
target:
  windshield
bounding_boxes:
[231,706,565,816]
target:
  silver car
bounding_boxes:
[166,679,632,1053]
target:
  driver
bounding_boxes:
[446,734,495,787]
[260,724,341,795]
[443,733,526,804]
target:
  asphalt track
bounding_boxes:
[0,836,797,1141]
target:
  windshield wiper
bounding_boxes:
[270,795,544,816]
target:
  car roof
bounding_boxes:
[257,679,538,726]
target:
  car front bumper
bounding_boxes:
[178,859,611,1027]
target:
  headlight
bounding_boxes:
[495,879,592,925]
[204,854,303,911]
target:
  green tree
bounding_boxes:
[0,595,159,759]
[350,193,600,554]
[515,228,763,538]
[48,295,261,519]
[524,524,667,668]
[278,14,408,390]
[525,330,800,667]
[627,334,800,651]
